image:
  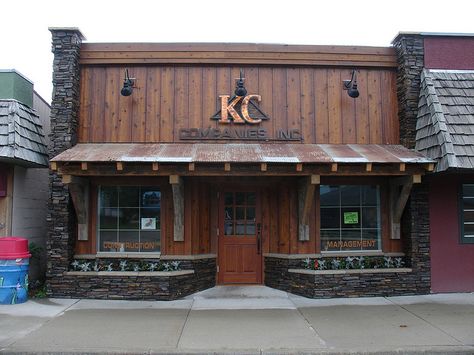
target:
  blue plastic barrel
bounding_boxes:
[0,237,31,304]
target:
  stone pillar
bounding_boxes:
[46,28,84,296]
[404,184,431,293]
[393,33,431,293]
[392,33,424,149]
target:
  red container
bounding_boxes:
[0,237,31,259]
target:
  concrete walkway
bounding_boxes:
[1,286,473,354]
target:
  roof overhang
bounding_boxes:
[51,143,434,177]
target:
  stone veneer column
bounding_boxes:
[393,33,431,293]
[46,28,84,296]
[392,33,424,149]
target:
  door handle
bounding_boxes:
[257,223,262,255]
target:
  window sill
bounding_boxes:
[288,268,412,275]
[64,270,194,277]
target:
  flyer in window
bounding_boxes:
[141,218,156,230]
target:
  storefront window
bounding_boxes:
[320,185,381,252]
[98,186,161,252]
[461,184,474,243]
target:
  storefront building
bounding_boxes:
[47,28,434,300]
[397,32,474,292]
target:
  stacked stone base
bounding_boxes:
[264,257,430,298]
[47,258,216,300]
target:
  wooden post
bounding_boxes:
[298,175,319,241]
[170,175,184,242]
[63,175,89,241]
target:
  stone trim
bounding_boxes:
[264,252,405,259]
[65,270,194,277]
[74,253,217,260]
[288,268,412,275]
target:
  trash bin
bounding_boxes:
[0,237,31,304]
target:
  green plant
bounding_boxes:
[28,242,44,261]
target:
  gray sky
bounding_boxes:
[2,0,473,102]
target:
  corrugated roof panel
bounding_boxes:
[52,143,431,166]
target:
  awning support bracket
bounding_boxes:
[298,175,320,241]
[170,175,184,242]
[390,175,421,240]
[62,175,89,241]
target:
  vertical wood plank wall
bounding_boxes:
[163,177,400,256]
[78,66,399,144]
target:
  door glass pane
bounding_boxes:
[246,192,256,205]
[235,192,245,205]
[246,223,256,235]
[224,192,233,205]
[247,207,255,221]
[225,221,234,235]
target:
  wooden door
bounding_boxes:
[218,190,262,284]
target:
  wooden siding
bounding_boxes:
[80,43,397,67]
[78,66,399,145]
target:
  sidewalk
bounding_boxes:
[1,286,473,354]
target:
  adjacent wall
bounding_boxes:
[429,174,474,292]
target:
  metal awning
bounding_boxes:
[51,143,433,165]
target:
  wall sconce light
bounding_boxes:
[234,69,248,97]
[120,69,135,97]
[343,70,360,98]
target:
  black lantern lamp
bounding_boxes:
[120,69,135,96]
[234,69,247,97]
[343,70,360,98]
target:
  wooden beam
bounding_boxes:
[331,163,338,172]
[296,163,303,172]
[152,162,159,171]
[399,163,406,172]
[224,163,231,171]
[169,174,180,184]
[50,162,57,171]
[390,176,413,240]
[426,163,435,172]
[116,162,124,171]
[413,174,422,183]
[81,162,88,171]
[170,176,184,242]
[64,176,89,241]
[366,163,372,172]
[260,163,267,172]
[311,174,320,185]
[189,163,195,171]
[298,176,318,241]
[57,162,428,177]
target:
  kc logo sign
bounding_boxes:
[218,94,263,124]
[211,70,269,125]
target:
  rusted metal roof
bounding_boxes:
[51,143,432,165]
